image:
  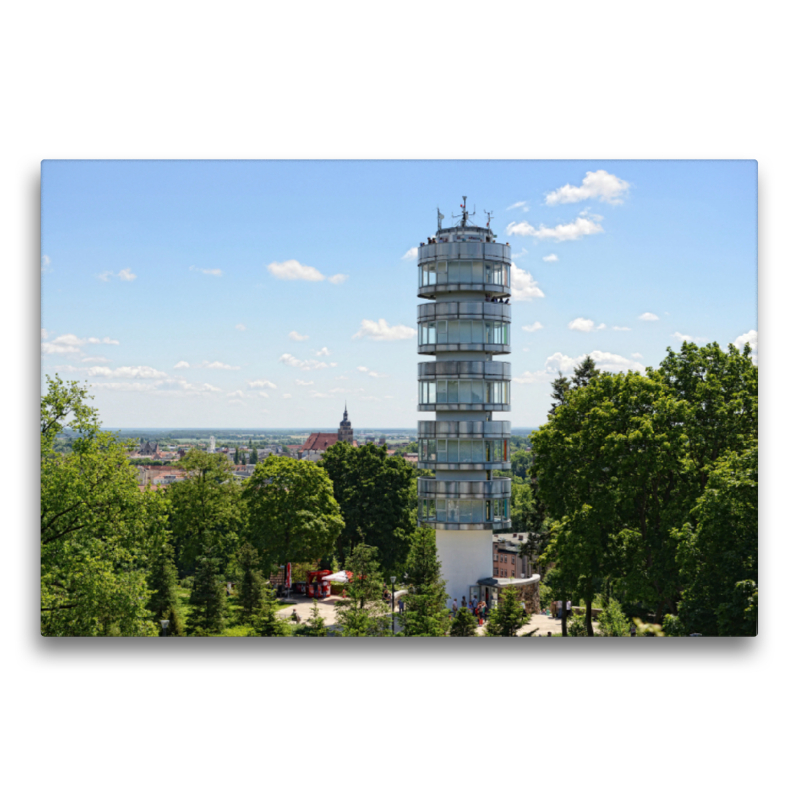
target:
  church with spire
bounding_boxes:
[298,404,357,461]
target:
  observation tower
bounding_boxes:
[416,198,513,608]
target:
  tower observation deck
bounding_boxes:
[415,199,514,607]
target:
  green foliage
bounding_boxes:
[598,597,631,637]
[148,542,183,635]
[251,582,292,637]
[295,600,328,637]
[186,551,227,634]
[243,457,344,569]
[321,442,416,573]
[675,445,758,636]
[41,376,167,636]
[249,448,257,465]
[571,355,600,389]
[450,607,478,637]
[335,543,390,636]
[168,449,243,572]
[401,528,451,637]
[567,616,588,636]
[236,542,266,620]
[533,341,758,628]
[485,586,530,637]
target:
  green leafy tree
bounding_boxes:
[243,458,344,569]
[234,447,240,465]
[674,445,758,636]
[236,542,266,620]
[251,582,292,637]
[450,607,478,637]
[147,542,183,636]
[598,596,631,637]
[301,600,329,637]
[168,449,243,573]
[321,442,416,573]
[401,528,451,637]
[250,448,257,465]
[187,550,227,634]
[41,376,167,636]
[335,542,390,636]
[485,586,530,637]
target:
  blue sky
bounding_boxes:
[41,160,757,429]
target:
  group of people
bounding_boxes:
[452,596,488,626]
[485,295,510,304]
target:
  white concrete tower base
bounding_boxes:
[436,529,494,607]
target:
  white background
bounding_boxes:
[5,2,794,798]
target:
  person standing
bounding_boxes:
[452,598,458,616]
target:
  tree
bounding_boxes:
[234,446,240,465]
[335,542,390,636]
[571,355,600,389]
[236,542,266,620]
[147,542,183,635]
[549,371,571,416]
[450,607,478,637]
[243,457,344,570]
[321,442,416,573]
[168,449,243,573]
[673,444,758,636]
[598,596,631,637]
[249,448,257,465]
[251,582,292,637]
[485,586,530,637]
[298,600,328,637]
[401,528,451,637]
[186,550,227,634]
[41,376,167,636]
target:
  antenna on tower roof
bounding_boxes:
[452,195,475,227]
[484,210,493,229]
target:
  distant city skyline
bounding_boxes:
[41,160,757,428]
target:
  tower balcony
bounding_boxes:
[418,360,511,412]
[417,301,510,355]
[417,477,512,531]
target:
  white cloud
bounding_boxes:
[612,326,631,331]
[229,399,246,406]
[733,330,758,364]
[282,393,292,399]
[356,366,387,378]
[257,392,270,399]
[87,366,167,379]
[267,260,325,282]
[632,352,643,359]
[310,391,332,398]
[334,375,348,380]
[227,390,245,399]
[506,213,604,241]
[279,353,331,370]
[507,201,529,212]
[511,248,528,259]
[672,332,708,344]
[523,347,530,352]
[41,328,49,339]
[295,379,314,386]
[328,274,348,284]
[235,324,246,331]
[402,247,418,261]
[545,170,630,205]
[522,322,543,333]
[189,266,223,277]
[81,356,111,364]
[543,350,645,375]
[352,319,416,341]
[92,378,222,395]
[42,341,80,355]
[174,361,190,369]
[639,312,659,321]
[510,264,545,301]
[513,370,549,385]
[543,254,559,262]
[51,334,119,347]
[97,269,136,282]
[41,255,51,272]
[316,347,331,356]
[568,318,606,333]
[289,331,310,341]
[200,360,240,370]
[248,379,277,389]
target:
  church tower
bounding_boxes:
[337,404,354,444]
